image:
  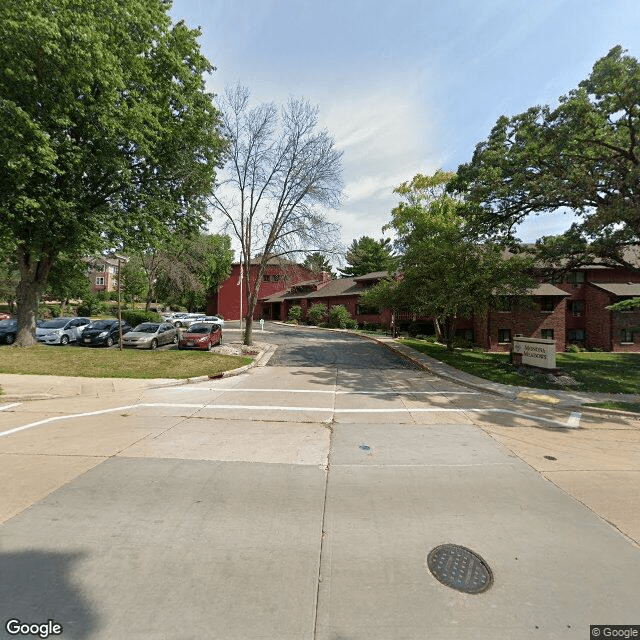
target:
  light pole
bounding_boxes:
[113,254,129,351]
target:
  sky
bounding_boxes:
[169,0,640,264]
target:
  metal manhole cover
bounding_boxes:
[427,544,493,594]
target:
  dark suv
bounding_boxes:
[80,319,131,347]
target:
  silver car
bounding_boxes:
[122,322,178,349]
[36,317,91,345]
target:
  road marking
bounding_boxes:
[162,387,480,396]
[0,403,21,411]
[567,411,582,427]
[0,403,581,437]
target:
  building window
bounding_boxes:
[621,328,635,343]
[356,304,380,315]
[541,329,554,340]
[498,328,511,344]
[570,301,584,317]
[495,297,512,312]
[540,297,555,312]
[272,274,285,282]
[262,275,271,282]
[95,277,105,286]
[566,271,585,287]
[568,329,586,343]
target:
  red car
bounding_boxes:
[0,313,11,321]
[178,322,222,351]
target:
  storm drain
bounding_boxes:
[427,544,493,594]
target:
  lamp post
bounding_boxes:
[113,254,129,351]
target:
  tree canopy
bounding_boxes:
[451,46,640,273]
[210,84,344,344]
[0,0,226,344]
[339,236,397,277]
[362,172,534,349]
[302,253,335,278]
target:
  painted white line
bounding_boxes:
[0,402,581,438]
[161,387,479,396]
[567,411,582,427]
[0,403,22,411]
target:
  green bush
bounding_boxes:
[565,344,584,353]
[328,305,353,329]
[345,318,358,330]
[287,305,303,323]
[308,303,328,326]
[96,290,110,301]
[121,309,163,327]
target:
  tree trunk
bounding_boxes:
[15,247,54,347]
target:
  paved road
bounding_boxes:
[1,323,639,639]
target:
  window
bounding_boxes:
[566,271,585,287]
[496,297,512,312]
[498,328,511,344]
[262,275,271,282]
[356,304,380,315]
[568,329,586,342]
[621,328,635,343]
[272,274,285,282]
[541,329,554,340]
[540,297,555,312]
[95,276,105,286]
[570,301,584,317]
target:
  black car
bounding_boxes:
[79,319,131,347]
[0,319,17,344]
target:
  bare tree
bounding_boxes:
[209,84,344,345]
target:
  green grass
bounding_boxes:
[400,338,640,394]
[583,401,640,413]
[0,344,252,379]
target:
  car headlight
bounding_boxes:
[99,331,108,337]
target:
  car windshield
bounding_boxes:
[88,320,113,329]
[187,324,211,334]
[0,319,17,328]
[133,323,159,333]
[41,318,69,328]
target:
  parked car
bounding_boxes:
[80,319,131,347]
[171,313,206,328]
[36,317,91,345]
[0,319,18,344]
[122,322,178,349]
[0,312,11,321]
[202,315,224,326]
[178,322,222,351]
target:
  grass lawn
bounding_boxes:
[0,344,253,379]
[400,338,640,394]
[583,401,640,414]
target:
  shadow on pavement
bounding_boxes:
[0,549,98,639]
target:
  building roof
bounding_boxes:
[306,278,363,299]
[528,283,570,297]
[590,282,640,296]
[353,271,390,282]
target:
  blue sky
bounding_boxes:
[170,0,640,259]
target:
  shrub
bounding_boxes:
[345,318,358,330]
[308,303,328,326]
[565,344,584,353]
[76,294,104,316]
[121,309,162,327]
[328,305,353,329]
[287,305,303,323]
[96,290,110,301]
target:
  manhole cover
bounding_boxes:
[427,544,493,594]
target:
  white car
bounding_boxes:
[36,317,91,345]
[202,315,224,326]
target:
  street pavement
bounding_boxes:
[1,323,639,639]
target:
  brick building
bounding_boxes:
[85,257,119,293]
[209,254,640,352]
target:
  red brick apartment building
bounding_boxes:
[208,255,640,353]
[85,257,119,293]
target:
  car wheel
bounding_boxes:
[206,342,212,351]
[150,339,158,350]
[60,335,69,345]
[173,334,178,344]
[106,336,114,347]
[175,321,182,328]
[6,334,15,345]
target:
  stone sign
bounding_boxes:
[512,337,556,369]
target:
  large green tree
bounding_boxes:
[339,236,397,277]
[362,172,534,350]
[451,46,640,273]
[0,0,225,345]
[302,252,335,278]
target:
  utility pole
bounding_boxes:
[239,252,243,335]
[114,254,129,351]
